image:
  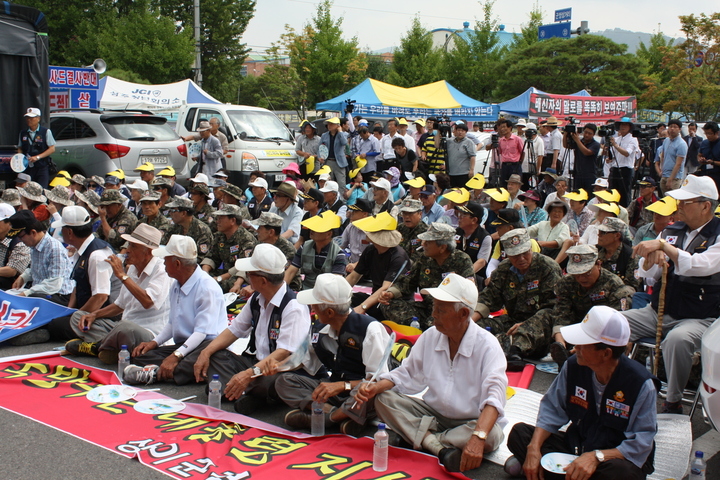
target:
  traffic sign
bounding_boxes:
[555,8,572,22]
[538,22,572,40]
[695,51,704,67]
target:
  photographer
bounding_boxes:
[521,123,544,189]
[563,123,601,194]
[543,116,563,171]
[696,121,720,191]
[656,119,687,195]
[486,118,524,185]
[446,121,476,188]
[603,117,639,207]
[422,117,448,175]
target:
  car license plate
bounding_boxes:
[265,150,293,157]
[139,155,169,164]
[275,174,286,183]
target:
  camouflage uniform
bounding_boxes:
[167,217,213,263]
[552,268,634,338]
[195,203,217,231]
[201,227,257,292]
[397,221,429,263]
[475,252,562,356]
[597,245,640,291]
[382,249,474,330]
[137,214,172,245]
[97,190,138,252]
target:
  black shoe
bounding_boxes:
[438,446,463,472]
[549,342,569,370]
[284,409,311,429]
[339,419,365,437]
[65,338,99,356]
[506,345,525,372]
[10,328,50,346]
[504,455,524,477]
[233,394,264,415]
[387,429,411,448]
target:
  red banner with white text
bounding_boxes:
[0,354,461,480]
[529,93,637,124]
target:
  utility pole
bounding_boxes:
[194,0,202,86]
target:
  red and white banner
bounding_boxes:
[529,93,637,124]
[0,354,462,479]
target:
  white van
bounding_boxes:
[176,104,296,188]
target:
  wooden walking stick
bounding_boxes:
[654,262,669,376]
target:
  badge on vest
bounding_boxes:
[199,244,209,254]
[589,291,606,301]
[470,241,480,249]
[312,332,319,344]
[606,398,630,419]
[570,386,589,409]
[229,245,239,254]
[410,239,420,246]
[527,280,539,291]
[666,236,678,245]
[345,337,359,349]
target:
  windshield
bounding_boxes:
[227,110,292,142]
[102,117,179,141]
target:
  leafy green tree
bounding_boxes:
[365,53,392,82]
[510,3,544,51]
[641,13,720,121]
[441,0,506,102]
[386,17,442,87]
[493,35,645,100]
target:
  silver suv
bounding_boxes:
[49,109,189,181]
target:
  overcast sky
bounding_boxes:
[242,0,716,53]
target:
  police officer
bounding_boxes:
[397,198,428,263]
[596,217,640,292]
[17,107,54,188]
[165,196,213,263]
[97,190,138,252]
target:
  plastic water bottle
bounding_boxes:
[311,401,324,436]
[373,423,389,472]
[410,317,420,330]
[689,451,706,479]
[117,345,130,381]
[208,374,222,409]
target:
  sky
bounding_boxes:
[241,0,717,54]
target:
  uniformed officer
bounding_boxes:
[246,176,273,220]
[97,189,138,252]
[201,204,257,292]
[378,222,475,329]
[485,208,542,280]
[219,183,252,222]
[397,198,428,263]
[549,244,634,368]
[188,183,216,231]
[473,229,562,364]
[455,202,492,286]
[136,192,172,245]
[165,196,213,263]
[596,217,640,291]
[151,177,173,218]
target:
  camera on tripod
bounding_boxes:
[632,124,658,150]
[436,115,452,137]
[345,99,356,114]
[525,128,537,137]
[491,133,499,149]
[598,125,615,137]
[563,116,580,134]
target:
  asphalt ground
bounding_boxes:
[0,340,717,480]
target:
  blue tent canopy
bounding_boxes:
[498,87,591,118]
[316,78,499,121]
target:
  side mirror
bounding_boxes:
[239,131,247,140]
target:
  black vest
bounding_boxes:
[601,243,633,282]
[565,355,656,474]
[20,126,52,164]
[71,237,114,308]
[244,287,296,356]
[651,217,720,319]
[376,199,395,215]
[247,195,273,220]
[312,312,375,381]
[456,225,489,277]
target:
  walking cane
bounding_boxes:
[653,262,669,376]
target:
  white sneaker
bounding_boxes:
[123,365,158,385]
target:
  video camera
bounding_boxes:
[491,133,499,149]
[632,124,659,150]
[436,115,452,137]
[598,125,615,138]
[345,99,356,114]
[525,128,537,138]
[563,116,580,134]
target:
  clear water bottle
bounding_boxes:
[117,345,130,381]
[689,450,706,479]
[208,374,222,409]
[410,317,420,330]
[311,401,324,436]
[373,423,389,472]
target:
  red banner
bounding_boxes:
[529,93,637,124]
[0,354,462,480]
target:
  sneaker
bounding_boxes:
[662,400,684,414]
[506,345,525,372]
[387,429,411,448]
[10,328,50,346]
[123,365,158,385]
[65,338,99,356]
[339,419,365,437]
[98,349,119,365]
[550,342,569,370]
[284,409,312,429]
[504,455,524,477]
[233,394,264,415]
[438,446,463,472]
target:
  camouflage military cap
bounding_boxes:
[596,217,626,235]
[0,188,21,207]
[45,185,75,207]
[252,212,283,228]
[70,174,86,185]
[188,183,210,197]
[88,175,105,186]
[222,183,244,201]
[566,244,599,275]
[500,228,531,256]
[78,189,100,214]
[212,204,244,217]
[417,222,456,242]
[398,198,422,213]
[18,181,47,203]
[139,192,161,203]
[165,196,194,211]
[98,189,126,205]
[151,177,172,188]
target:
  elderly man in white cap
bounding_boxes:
[63,224,172,364]
[369,177,399,218]
[277,273,390,435]
[17,107,55,188]
[506,305,658,480]
[357,273,507,473]
[626,175,720,414]
[123,235,226,385]
[194,244,314,414]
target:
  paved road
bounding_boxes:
[0,340,717,480]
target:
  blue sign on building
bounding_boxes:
[48,66,99,110]
[538,22,572,40]
[554,8,572,22]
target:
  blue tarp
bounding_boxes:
[498,87,591,118]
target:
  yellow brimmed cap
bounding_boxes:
[300,210,342,233]
[134,162,155,172]
[324,117,341,125]
[646,196,678,216]
[564,189,589,201]
[485,188,510,203]
[596,202,620,215]
[404,177,426,188]
[466,173,486,190]
[315,165,332,176]
[352,211,397,233]
[594,189,621,203]
[443,188,471,204]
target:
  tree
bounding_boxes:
[510,3,544,51]
[386,17,443,87]
[641,13,720,121]
[365,53,392,82]
[493,35,645,100]
[441,0,506,102]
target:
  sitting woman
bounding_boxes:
[526,200,570,259]
[517,190,547,227]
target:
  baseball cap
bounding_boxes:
[251,212,283,228]
[597,217,627,234]
[15,173,31,184]
[457,202,484,220]
[592,178,609,188]
[212,204,245,218]
[153,235,197,260]
[500,228,531,256]
[421,273,478,309]
[637,176,657,187]
[667,175,719,201]
[348,198,373,213]
[646,196,677,216]
[490,208,521,226]
[121,223,163,249]
[51,205,91,230]
[127,179,149,191]
[249,177,269,189]
[466,173,486,190]
[165,196,194,210]
[566,244,598,275]
[352,211,397,233]
[316,165,332,176]
[104,175,120,186]
[189,173,209,185]
[98,189,126,205]
[398,198,422,213]
[319,181,339,193]
[595,202,620,215]
[24,107,41,117]
[417,222,456,242]
[300,188,324,204]
[234,243,287,275]
[301,210,341,233]
[420,185,437,196]
[139,192,162,203]
[370,178,392,193]
[108,169,125,180]
[297,273,353,306]
[158,167,176,177]
[560,305,630,347]
[0,203,16,221]
[397,117,408,126]
[541,168,558,179]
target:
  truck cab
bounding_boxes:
[176,104,297,188]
